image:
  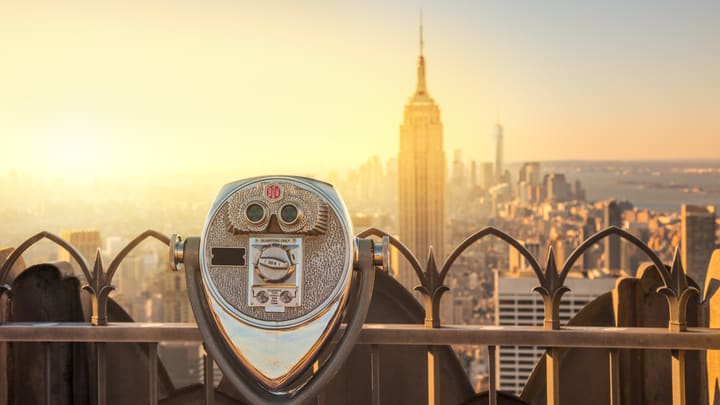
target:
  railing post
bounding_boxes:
[420,249,444,405]
[97,342,107,405]
[44,342,51,405]
[488,345,497,405]
[546,347,560,405]
[657,251,697,405]
[535,248,567,405]
[609,349,620,405]
[203,344,215,405]
[427,345,441,405]
[148,342,158,405]
[671,349,686,405]
[370,345,381,405]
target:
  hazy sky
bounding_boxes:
[1,0,718,179]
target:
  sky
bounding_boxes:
[1,0,718,180]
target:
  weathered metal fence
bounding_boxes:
[0,227,718,405]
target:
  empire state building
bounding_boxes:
[397,20,446,292]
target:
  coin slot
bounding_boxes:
[211,247,247,266]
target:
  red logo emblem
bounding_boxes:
[264,184,282,200]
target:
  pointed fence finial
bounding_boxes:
[413,245,449,328]
[83,248,115,326]
[658,247,699,332]
[532,246,570,330]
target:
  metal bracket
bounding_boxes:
[169,234,185,271]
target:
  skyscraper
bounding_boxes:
[603,200,622,271]
[398,17,445,292]
[58,229,102,276]
[493,123,504,183]
[479,162,494,190]
[545,173,571,203]
[681,204,716,287]
[518,162,541,186]
[451,149,466,188]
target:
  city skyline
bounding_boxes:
[1,1,719,181]
[1,3,719,402]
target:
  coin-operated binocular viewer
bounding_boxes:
[170,176,388,403]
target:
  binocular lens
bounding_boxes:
[246,203,265,223]
[280,204,299,224]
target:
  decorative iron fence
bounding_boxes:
[0,227,718,405]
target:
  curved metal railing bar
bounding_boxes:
[439,226,544,286]
[105,230,171,285]
[0,230,171,326]
[356,227,426,286]
[356,226,696,335]
[0,231,92,284]
[559,226,669,286]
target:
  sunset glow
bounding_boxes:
[1,1,718,181]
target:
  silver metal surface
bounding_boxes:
[200,176,353,328]
[186,236,377,403]
[373,236,390,271]
[170,234,185,271]
[192,176,362,394]
[209,296,341,381]
[248,236,302,309]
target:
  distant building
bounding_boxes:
[493,123,504,183]
[518,162,541,187]
[572,180,586,202]
[494,271,617,394]
[544,173,571,202]
[621,222,650,274]
[156,271,193,323]
[397,19,445,291]
[603,200,622,270]
[479,162,495,190]
[58,229,101,276]
[451,149,467,189]
[550,230,584,272]
[469,160,478,188]
[358,155,383,202]
[518,162,541,204]
[582,217,600,270]
[508,239,542,273]
[681,204,716,287]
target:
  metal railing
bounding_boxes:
[0,227,718,405]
